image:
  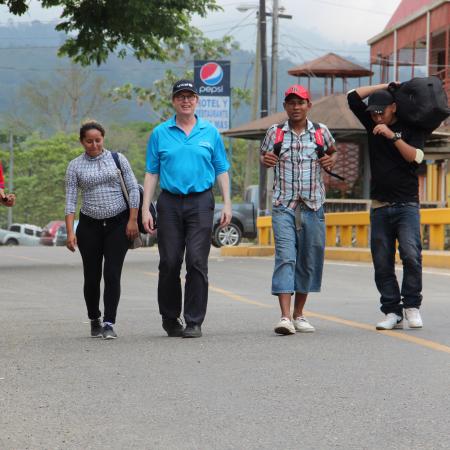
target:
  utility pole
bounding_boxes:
[270,0,279,115]
[269,2,292,114]
[258,0,268,214]
[252,19,261,121]
[243,15,261,195]
[267,2,292,212]
[259,0,268,119]
[8,132,13,228]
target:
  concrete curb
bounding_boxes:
[220,245,450,269]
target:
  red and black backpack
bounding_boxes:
[272,122,344,181]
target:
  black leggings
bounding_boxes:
[76,210,130,324]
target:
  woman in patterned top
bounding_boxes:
[65,120,140,339]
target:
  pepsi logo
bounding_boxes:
[200,62,223,86]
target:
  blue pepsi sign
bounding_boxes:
[194,60,230,96]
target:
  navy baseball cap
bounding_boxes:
[172,79,198,97]
[366,90,395,114]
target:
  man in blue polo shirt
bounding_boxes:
[142,79,232,338]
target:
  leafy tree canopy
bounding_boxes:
[1,0,221,65]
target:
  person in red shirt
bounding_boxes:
[0,161,15,207]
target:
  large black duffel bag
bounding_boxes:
[388,76,450,133]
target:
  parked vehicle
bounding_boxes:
[55,220,79,246]
[0,223,42,246]
[212,185,258,247]
[40,220,65,246]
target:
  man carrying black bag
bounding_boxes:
[347,83,425,330]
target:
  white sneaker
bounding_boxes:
[376,313,403,330]
[405,308,423,328]
[274,318,296,335]
[293,316,315,333]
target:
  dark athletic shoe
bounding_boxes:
[162,318,184,337]
[102,324,117,339]
[183,324,202,338]
[90,319,103,338]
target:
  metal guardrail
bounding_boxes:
[257,208,450,250]
[323,199,371,213]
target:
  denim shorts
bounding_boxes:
[271,204,325,295]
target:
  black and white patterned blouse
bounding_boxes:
[65,149,140,220]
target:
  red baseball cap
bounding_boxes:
[284,85,310,101]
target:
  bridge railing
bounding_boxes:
[257,208,450,250]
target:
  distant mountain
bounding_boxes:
[0,21,377,128]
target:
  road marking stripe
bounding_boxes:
[208,284,450,355]
[142,270,450,355]
[144,271,158,277]
[305,311,450,354]
[9,255,44,263]
[210,286,273,308]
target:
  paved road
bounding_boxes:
[1,246,450,450]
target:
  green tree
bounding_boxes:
[0,133,81,227]
[109,33,239,121]
[105,121,154,184]
[5,65,111,135]
[227,138,258,199]
[1,0,222,65]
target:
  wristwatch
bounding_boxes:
[391,132,402,142]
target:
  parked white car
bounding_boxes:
[0,223,42,246]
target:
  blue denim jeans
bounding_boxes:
[271,204,325,295]
[370,203,422,316]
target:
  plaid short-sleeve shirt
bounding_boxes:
[260,119,336,211]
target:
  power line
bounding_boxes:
[0,18,60,26]
[311,0,393,15]
[0,58,255,72]
[280,34,370,55]
[0,46,59,50]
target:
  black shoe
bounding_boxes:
[162,318,184,337]
[90,319,103,338]
[102,324,117,339]
[183,324,202,338]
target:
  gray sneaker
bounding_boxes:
[90,319,103,338]
[102,324,117,339]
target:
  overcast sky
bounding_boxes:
[0,0,402,58]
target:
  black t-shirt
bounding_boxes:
[347,90,425,203]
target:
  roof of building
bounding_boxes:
[222,94,365,140]
[287,53,373,78]
[385,0,433,30]
[222,93,450,145]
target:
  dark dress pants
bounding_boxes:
[76,210,130,324]
[156,189,215,326]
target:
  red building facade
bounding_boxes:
[368,0,450,205]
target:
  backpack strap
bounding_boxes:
[312,122,325,158]
[273,123,285,157]
[311,122,345,181]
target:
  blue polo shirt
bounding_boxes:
[146,115,230,195]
